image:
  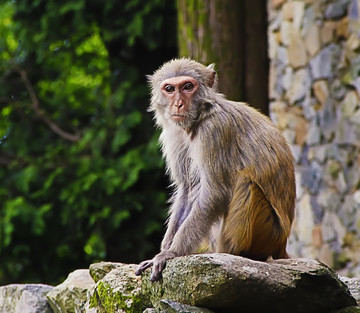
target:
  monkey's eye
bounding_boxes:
[164,85,175,93]
[183,82,194,91]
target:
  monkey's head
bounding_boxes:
[148,58,217,131]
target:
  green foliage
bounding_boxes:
[0,0,176,284]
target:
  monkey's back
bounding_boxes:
[198,99,296,259]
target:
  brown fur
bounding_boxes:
[218,174,289,260]
[135,58,296,281]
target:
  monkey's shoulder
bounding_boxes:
[225,100,270,120]
[210,100,278,134]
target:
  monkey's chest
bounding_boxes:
[180,157,200,188]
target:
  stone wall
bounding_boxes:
[268,0,360,276]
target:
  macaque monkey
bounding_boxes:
[135,58,295,282]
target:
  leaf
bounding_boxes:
[84,232,106,259]
[15,165,38,193]
[32,203,53,235]
[44,167,64,190]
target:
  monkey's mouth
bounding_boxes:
[171,114,186,121]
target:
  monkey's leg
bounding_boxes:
[198,221,223,253]
[218,176,289,260]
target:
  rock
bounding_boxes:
[336,171,348,193]
[141,254,356,313]
[325,0,350,20]
[330,78,346,100]
[300,161,322,194]
[303,5,316,34]
[305,25,321,56]
[342,91,359,117]
[350,109,360,125]
[345,33,360,51]
[270,101,289,129]
[340,277,360,305]
[281,66,293,90]
[158,299,215,313]
[319,244,335,268]
[0,284,53,313]
[321,21,336,45]
[334,306,360,312]
[310,44,342,80]
[354,190,360,205]
[286,68,310,104]
[269,62,280,99]
[89,262,125,283]
[349,0,360,20]
[317,188,341,212]
[277,45,289,65]
[306,119,321,145]
[337,17,350,38]
[290,144,302,163]
[302,97,316,120]
[334,118,357,144]
[283,129,296,144]
[288,33,308,68]
[353,77,360,98]
[88,263,151,313]
[319,99,337,141]
[268,31,279,59]
[295,171,304,199]
[321,211,347,245]
[47,269,95,313]
[341,194,359,230]
[270,0,285,9]
[312,80,329,105]
[280,19,294,45]
[282,1,305,30]
[325,158,342,180]
[312,224,323,248]
[308,144,330,163]
[294,193,315,244]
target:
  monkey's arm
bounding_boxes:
[148,184,226,281]
[135,185,193,279]
[160,186,192,250]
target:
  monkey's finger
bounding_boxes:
[135,260,153,275]
[149,269,162,282]
[149,260,166,282]
[135,264,151,275]
[149,273,160,282]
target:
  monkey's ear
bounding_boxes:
[207,63,216,71]
[146,74,153,84]
[207,63,216,88]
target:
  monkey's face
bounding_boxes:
[160,75,199,126]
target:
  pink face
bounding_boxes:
[160,76,199,122]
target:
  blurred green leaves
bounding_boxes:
[0,0,176,284]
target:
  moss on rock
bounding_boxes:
[89,264,151,313]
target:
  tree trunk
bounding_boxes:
[177,0,268,115]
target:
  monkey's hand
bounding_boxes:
[135,250,176,282]
[135,259,153,276]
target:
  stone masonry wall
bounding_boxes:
[268,0,360,276]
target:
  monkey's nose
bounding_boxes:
[175,101,183,108]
